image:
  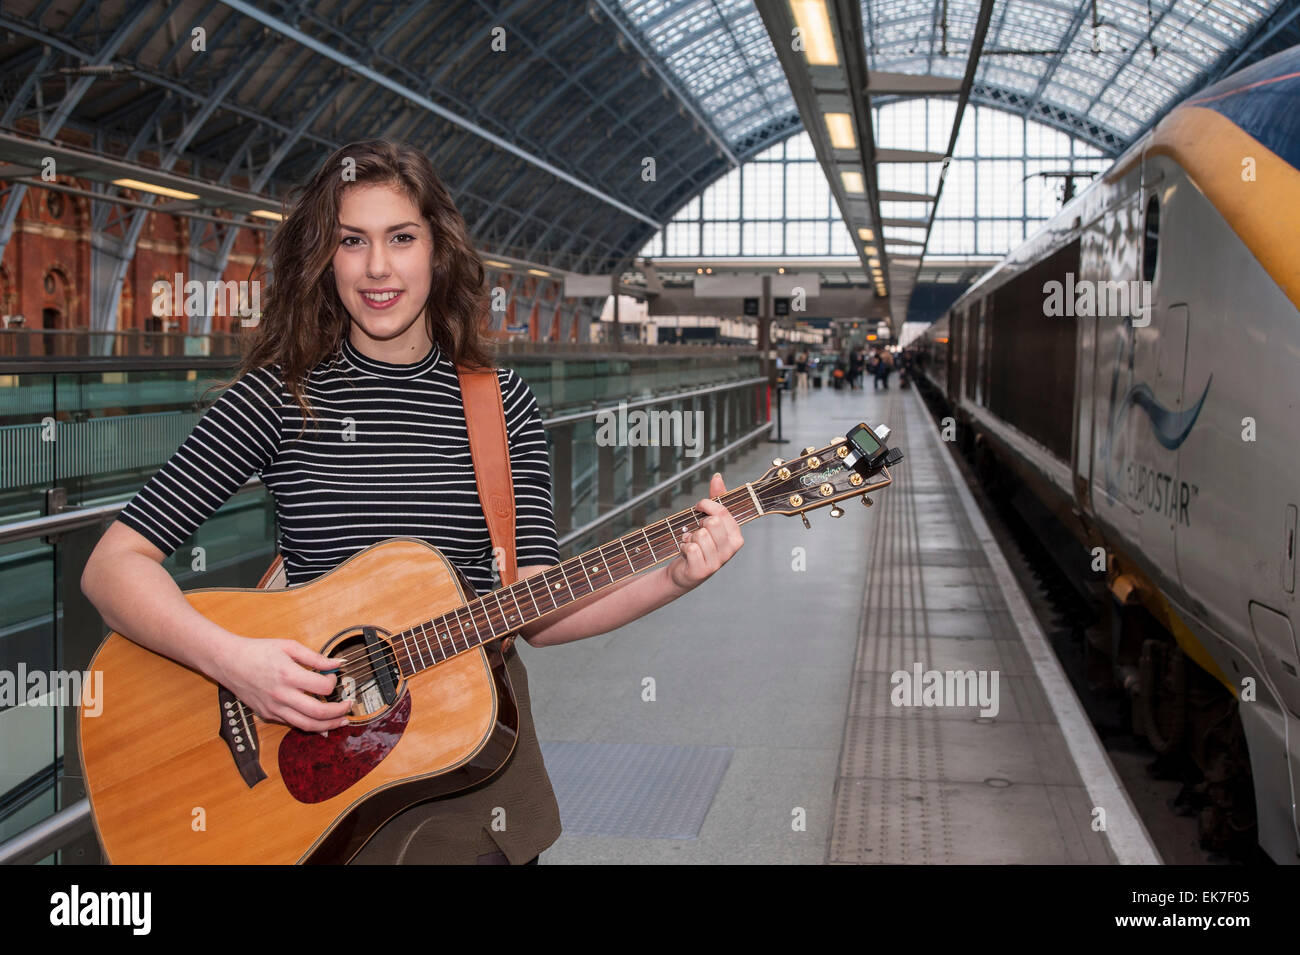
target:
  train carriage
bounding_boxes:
[913,45,1300,864]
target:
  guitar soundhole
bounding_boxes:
[323,626,403,719]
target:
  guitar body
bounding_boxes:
[78,538,519,864]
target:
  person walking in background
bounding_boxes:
[849,347,865,390]
[871,347,887,390]
[795,350,809,395]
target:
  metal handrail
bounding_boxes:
[0,378,770,546]
[543,375,766,425]
[561,419,771,546]
[0,800,93,866]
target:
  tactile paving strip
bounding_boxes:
[827,389,1114,864]
[539,741,733,838]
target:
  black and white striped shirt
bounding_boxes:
[117,336,561,593]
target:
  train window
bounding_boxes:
[1142,195,1159,283]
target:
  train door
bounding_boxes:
[1091,170,1146,554]
[949,308,964,402]
[1073,226,1102,513]
[1073,313,1097,512]
[1136,186,1187,583]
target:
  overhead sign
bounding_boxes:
[563,274,614,297]
[771,273,820,297]
[696,275,762,296]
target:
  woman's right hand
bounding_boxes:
[214,635,354,733]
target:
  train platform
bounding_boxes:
[523,378,1162,864]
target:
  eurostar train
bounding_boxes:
[912,45,1300,863]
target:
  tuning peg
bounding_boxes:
[800,512,811,529]
[829,505,844,518]
[772,457,784,467]
[801,446,816,456]
[862,495,873,507]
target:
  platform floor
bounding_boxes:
[523,376,1158,864]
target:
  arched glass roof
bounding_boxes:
[639,103,1106,261]
[617,0,1289,155]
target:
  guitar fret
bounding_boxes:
[522,574,543,618]
[405,630,424,672]
[394,638,414,678]
[492,590,512,633]
[464,603,483,644]
[640,526,657,565]
[405,627,422,671]
[418,623,436,664]
[556,561,576,600]
[506,585,526,629]
[578,554,596,591]
[453,609,470,651]
[617,536,637,575]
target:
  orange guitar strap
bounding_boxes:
[457,365,519,653]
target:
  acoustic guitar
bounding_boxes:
[79,423,903,863]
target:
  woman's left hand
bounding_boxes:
[668,472,744,593]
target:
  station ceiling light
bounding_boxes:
[841,170,864,195]
[824,112,855,150]
[111,178,198,201]
[790,0,837,66]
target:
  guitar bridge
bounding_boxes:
[218,685,266,788]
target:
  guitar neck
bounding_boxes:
[388,485,766,677]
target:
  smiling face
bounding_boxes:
[332,181,435,361]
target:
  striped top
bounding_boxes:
[117,335,561,593]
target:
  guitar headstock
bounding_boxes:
[751,422,903,522]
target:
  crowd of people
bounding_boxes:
[779,344,910,393]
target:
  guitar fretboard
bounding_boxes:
[387,485,765,677]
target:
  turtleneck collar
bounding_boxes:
[340,335,441,380]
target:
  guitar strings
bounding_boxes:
[241,484,786,715]
[303,475,846,693]
[311,486,769,691]
[242,462,881,722]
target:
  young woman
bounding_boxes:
[80,140,744,864]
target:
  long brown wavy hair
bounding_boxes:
[208,140,495,436]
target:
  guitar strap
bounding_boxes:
[256,362,521,654]
[456,365,520,654]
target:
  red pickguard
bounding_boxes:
[278,694,412,803]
